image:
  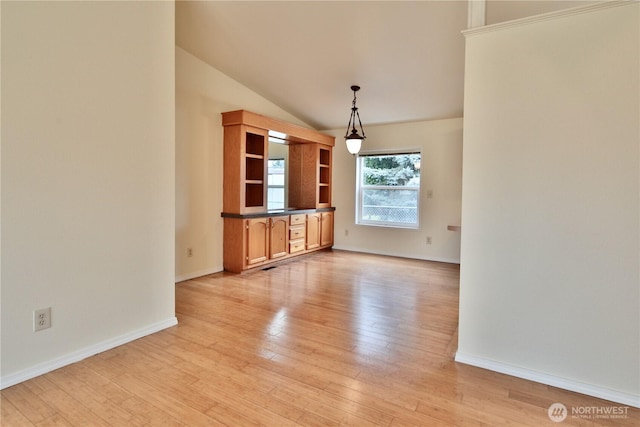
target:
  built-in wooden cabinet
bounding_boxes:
[223,125,268,214]
[289,144,332,209]
[319,148,332,206]
[223,212,334,273]
[269,216,289,259]
[306,211,333,250]
[246,217,269,265]
[289,214,306,254]
[225,215,291,271]
[320,211,334,247]
[306,212,321,250]
[221,110,335,273]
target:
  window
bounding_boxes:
[267,158,285,210]
[356,152,421,228]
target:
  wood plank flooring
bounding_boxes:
[2,250,638,426]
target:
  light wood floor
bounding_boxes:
[2,250,638,426]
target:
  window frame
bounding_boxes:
[355,150,422,229]
[267,158,285,211]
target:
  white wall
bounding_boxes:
[328,119,463,264]
[458,1,639,406]
[176,47,463,278]
[175,47,312,281]
[485,0,598,25]
[1,1,176,387]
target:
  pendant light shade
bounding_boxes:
[345,137,362,155]
[344,85,366,155]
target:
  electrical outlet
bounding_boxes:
[426,236,432,245]
[34,307,51,332]
[187,248,193,257]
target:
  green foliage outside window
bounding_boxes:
[362,154,420,187]
[358,153,421,225]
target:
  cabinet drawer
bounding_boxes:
[289,225,305,240]
[289,239,305,254]
[290,214,306,226]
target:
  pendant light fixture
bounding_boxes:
[344,85,366,155]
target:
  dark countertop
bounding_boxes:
[221,207,335,219]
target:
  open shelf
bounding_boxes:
[222,110,337,273]
[246,132,265,156]
[245,183,264,207]
[246,157,264,181]
[319,148,330,166]
[223,111,334,215]
[319,166,330,185]
[319,186,330,205]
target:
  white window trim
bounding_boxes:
[267,158,285,211]
[355,150,422,229]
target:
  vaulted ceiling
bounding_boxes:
[176,0,598,130]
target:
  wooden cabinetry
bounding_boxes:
[306,213,321,250]
[269,216,288,259]
[318,148,332,207]
[305,211,334,250]
[221,110,335,273]
[225,215,288,271]
[289,144,332,209]
[246,217,268,265]
[289,214,306,254]
[320,211,334,247]
[223,125,268,214]
[243,216,290,265]
[223,210,334,273]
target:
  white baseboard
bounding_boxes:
[175,266,222,283]
[332,245,461,265]
[455,351,640,408]
[0,316,178,390]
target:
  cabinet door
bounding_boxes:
[320,211,334,247]
[246,218,268,265]
[306,213,321,250]
[269,217,288,259]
